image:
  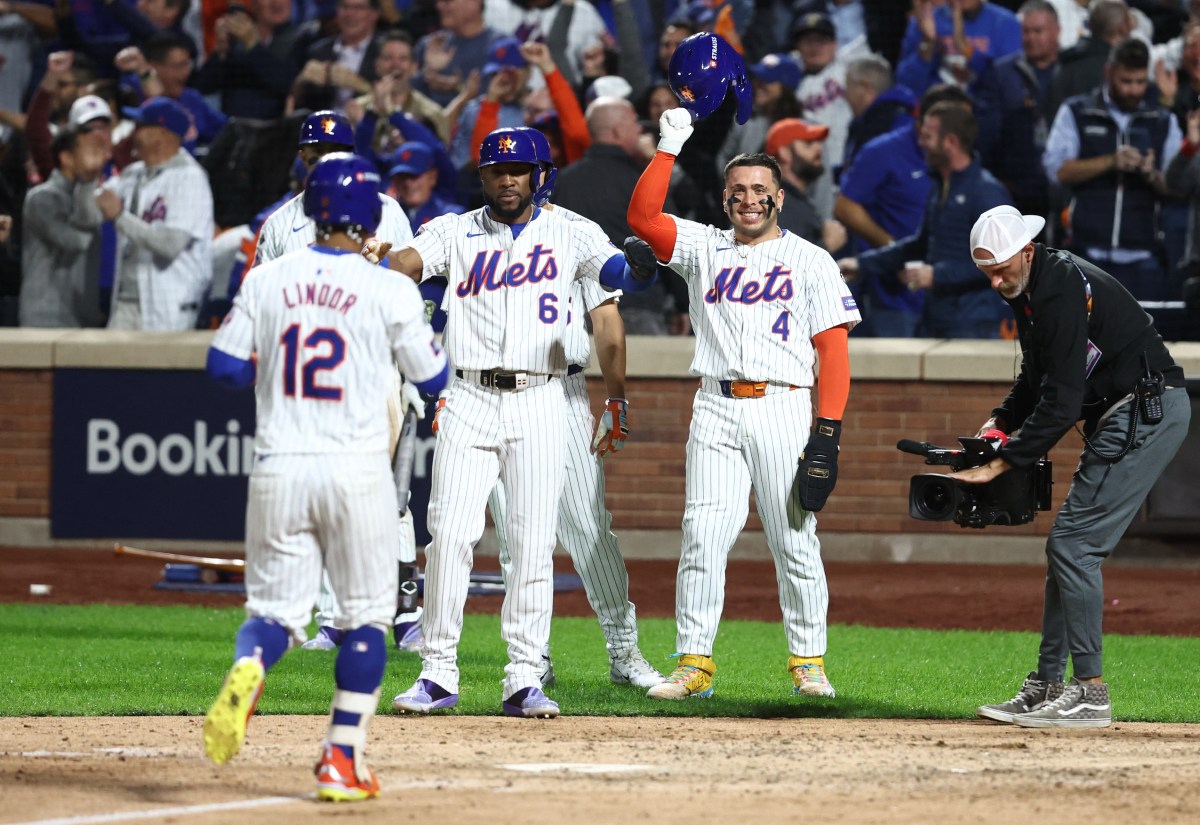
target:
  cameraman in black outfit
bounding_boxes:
[950,206,1190,729]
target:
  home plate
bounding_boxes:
[500,763,653,774]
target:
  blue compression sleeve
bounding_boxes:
[206,347,255,389]
[599,252,658,293]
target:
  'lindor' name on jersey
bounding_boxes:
[282,280,359,314]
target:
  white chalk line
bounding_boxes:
[9,796,301,825]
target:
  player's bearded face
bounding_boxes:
[723,166,783,241]
[481,162,536,221]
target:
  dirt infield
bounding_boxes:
[3,547,1200,824]
[4,716,1200,824]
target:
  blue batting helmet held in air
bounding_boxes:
[515,126,557,206]
[667,32,752,125]
[478,128,542,191]
[303,153,382,234]
[298,110,354,148]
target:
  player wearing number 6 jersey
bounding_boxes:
[202,154,449,800]
[387,127,658,718]
[628,108,860,701]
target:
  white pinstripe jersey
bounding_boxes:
[547,204,622,368]
[212,246,447,455]
[253,190,413,265]
[114,150,214,330]
[406,206,617,373]
[667,220,860,386]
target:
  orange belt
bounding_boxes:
[718,380,799,398]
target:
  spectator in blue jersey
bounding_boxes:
[835,83,971,336]
[898,0,1022,97]
[838,100,1015,339]
[976,0,1061,223]
[115,33,228,150]
[387,141,464,233]
[1043,36,1181,302]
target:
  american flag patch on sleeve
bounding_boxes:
[842,296,858,311]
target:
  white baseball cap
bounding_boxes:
[587,75,633,102]
[68,95,113,129]
[970,205,1045,266]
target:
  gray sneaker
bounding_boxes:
[977,672,1066,723]
[1013,678,1112,728]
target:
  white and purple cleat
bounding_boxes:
[391,678,459,714]
[502,687,559,719]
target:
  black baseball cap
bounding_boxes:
[792,12,836,41]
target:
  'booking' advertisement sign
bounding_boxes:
[51,369,436,542]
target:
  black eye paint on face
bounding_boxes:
[725,193,742,211]
[759,195,777,217]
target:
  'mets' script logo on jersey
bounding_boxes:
[457,245,558,297]
[705,265,793,305]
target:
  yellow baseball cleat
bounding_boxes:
[203,656,265,765]
[789,655,836,697]
[646,654,716,700]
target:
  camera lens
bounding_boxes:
[909,475,960,521]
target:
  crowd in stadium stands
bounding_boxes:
[1,0,1198,338]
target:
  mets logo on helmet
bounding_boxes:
[678,86,695,102]
[498,135,517,152]
[321,117,337,135]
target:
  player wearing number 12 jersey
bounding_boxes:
[202,154,448,800]
[628,108,860,702]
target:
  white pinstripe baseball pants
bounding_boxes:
[675,388,828,658]
[492,372,640,656]
[244,453,400,636]
[419,377,566,697]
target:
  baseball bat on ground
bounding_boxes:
[393,407,419,516]
[113,543,245,572]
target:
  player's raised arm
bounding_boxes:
[384,246,425,283]
[626,108,692,263]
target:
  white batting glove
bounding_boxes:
[400,379,426,420]
[657,108,694,156]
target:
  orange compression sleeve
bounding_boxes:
[470,99,502,165]
[544,68,590,163]
[626,152,678,262]
[813,325,851,420]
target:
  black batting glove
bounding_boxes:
[623,236,659,281]
[796,418,842,512]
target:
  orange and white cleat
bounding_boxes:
[315,742,381,802]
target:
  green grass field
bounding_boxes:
[3,604,1198,722]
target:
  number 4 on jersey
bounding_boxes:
[772,311,789,341]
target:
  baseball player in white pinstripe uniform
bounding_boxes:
[386,128,658,718]
[628,108,860,701]
[241,111,423,653]
[489,178,664,689]
[202,154,449,801]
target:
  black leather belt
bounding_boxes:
[455,369,555,390]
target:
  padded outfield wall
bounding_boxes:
[1,331,1197,562]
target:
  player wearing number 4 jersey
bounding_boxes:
[203,154,449,800]
[386,127,659,718]
[628,107,860,701]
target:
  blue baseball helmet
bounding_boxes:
[514,126,557,206]
[478,128,542,191]
[299,110,354,148]
[667,32,752,125]
[303,153,382,233]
